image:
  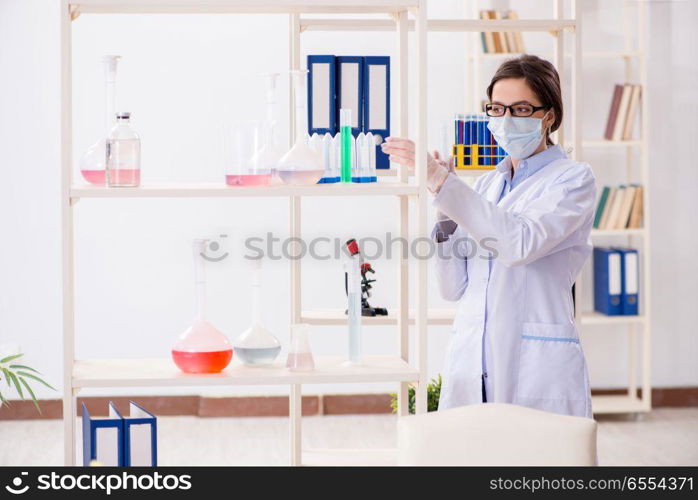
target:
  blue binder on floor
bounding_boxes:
[617,247,640,315]
[82,402,124,466]
[307,55,337,135]
[363,56,390,170]
[82,401,157,466]
[593,247,623,315]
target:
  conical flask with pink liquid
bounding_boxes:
[172,239,232,373]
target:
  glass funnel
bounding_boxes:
[277,69,324,185]
[224,120,272,186]
[172,239,233,373]
[79,55,120,185]
[233,259,281,366]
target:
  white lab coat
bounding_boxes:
[432,156,596,418]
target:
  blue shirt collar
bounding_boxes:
[495,144,567,187]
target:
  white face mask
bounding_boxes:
[487,113,548,160]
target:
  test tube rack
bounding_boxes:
[452,143,505,170]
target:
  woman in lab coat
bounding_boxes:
[381,55,596,418]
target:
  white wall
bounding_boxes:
[0,0,696,401]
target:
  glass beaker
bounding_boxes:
[106,112,141,187]
[286,324,314,371]
[172,239,233,374]
[224,120,272,186]
[233,259,281,365]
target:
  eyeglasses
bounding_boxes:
[484,103,549,118]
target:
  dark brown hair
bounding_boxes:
[486,54,562,146]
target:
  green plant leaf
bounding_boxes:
[8,364,40,374]
[0,353,24,364]
[16,371,55,391]
[1,368,12,388]
[18,378,40,414]
[7,371,24,400]
[0,390,8,407]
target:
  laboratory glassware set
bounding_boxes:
[170,237,370,374]
[171,239,320,374]
[78,56,377,189]
[80,55,142,188]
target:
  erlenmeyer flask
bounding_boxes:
[80,55,120,185]
[286,324,314,371]
[277,70,324,185]
[172,239,233,373]
[233,259,281,366]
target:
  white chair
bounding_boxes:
[397,403,597,466]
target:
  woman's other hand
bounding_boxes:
[381,137,451,193]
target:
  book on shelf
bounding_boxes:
[478,9,525,54]
[480,10,495,53]
[604,83,642,141]
[593,184,644,230]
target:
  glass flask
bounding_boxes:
[80,55,120,185]
[286,323,314,372]
[277,70,324,185]
[106,112,141,187]
[233,259,281,366]
[172,239,233,374]
[251,73,284,180]
[224,120,272,186]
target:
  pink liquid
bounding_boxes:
[286,352,315,371]
[107,169,141,187]
[225,174,272,186]
[81,169,106,186]
[172,349,233,374]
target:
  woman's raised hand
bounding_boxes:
[381,137,452,193]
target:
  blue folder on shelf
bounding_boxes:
[362,56,390,170]
[616,247,640,315]
[82,402,124,466]
[593,247,623,316]
[336,56,364,136]
[307,55,337,136]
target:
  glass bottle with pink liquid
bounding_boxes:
[172,239,233,374]
[106,112,141,187]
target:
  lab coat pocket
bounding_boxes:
[517,322,588,404]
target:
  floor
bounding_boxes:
[1,408,696,466]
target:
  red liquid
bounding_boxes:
[225,174,272,186]
[81,169,106,185]
[172,349,233,373]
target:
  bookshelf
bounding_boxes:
[463,0,651,415]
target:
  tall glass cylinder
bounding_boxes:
[340,108,353,183]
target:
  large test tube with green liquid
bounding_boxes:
[340,108,352,183]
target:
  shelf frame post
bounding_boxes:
[61,0,76,466]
